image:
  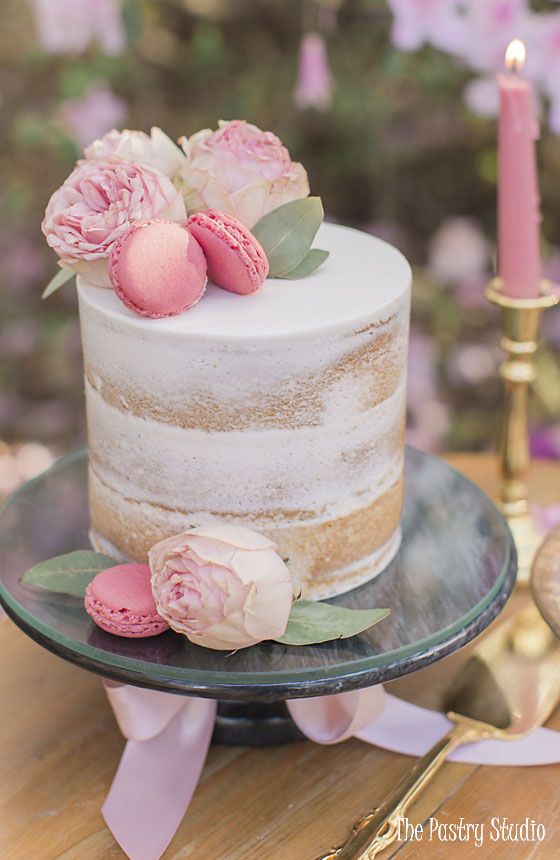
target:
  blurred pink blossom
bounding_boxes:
[0,322,39,360]
[387,0,466,54]
[406,327,450,452]
[463,76,500,117]
[531,503,560,534]
[30,0,126,56]
[59,83,127,149]
[458,0,529,73]
[407,328,438,410]
[455,276,488,309]
[526,12,560,133]
[530,426,560,460]
[386,0,560,133]
[0,396,24,430]
[428,217,490,283]
[447,343,497,386]
[294,32,332,111]
[2,237,45,292]
[406,401,450,453]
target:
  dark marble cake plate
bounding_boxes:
[0,448,516,743]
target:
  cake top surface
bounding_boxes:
[78,222,411,339]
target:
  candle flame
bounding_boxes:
[505,39,526,73]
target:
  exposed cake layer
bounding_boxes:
[78,222,411,598]
[89,469,403,600]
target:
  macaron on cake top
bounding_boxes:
[109,220,207,318]
[188,210,269,295]
[84,563,169,638]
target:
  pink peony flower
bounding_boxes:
[85,127,185,179]
[179,120,310,228]
[294,32,332,111]
[42,158,187,287]
[59,84,127,150]
[149,524,294,651]
[30,0,125,56]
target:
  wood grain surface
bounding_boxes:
[1,453,559,860]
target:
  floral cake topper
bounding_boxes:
[41,120,329,311]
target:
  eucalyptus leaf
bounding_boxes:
[252,197,324,277]
[42,267,74,299]
[22,550,119,598]
[281,248,329,279]
[276,600,390,646]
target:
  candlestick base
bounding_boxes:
[485,277,559,590]
[503,510,544,587]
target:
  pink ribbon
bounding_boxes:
[103,681,216,860]
[103,682,560,860]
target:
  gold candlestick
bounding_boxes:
[485,277,559,585]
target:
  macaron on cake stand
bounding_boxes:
[0,447,515,744]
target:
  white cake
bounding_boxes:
[78,222,411,599]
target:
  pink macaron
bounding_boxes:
[109,220,207,318]
[84,563,169,638]
[187,210,269,295]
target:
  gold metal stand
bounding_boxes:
[485,277,559,585]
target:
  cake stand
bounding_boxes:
[0,448,516,744]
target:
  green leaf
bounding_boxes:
[42,267,74,299]
[275,600,390,646]
[252,197,324,277]
[280,248,329,280]
[22,551,119,598]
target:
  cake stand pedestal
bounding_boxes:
[0,448,516,745]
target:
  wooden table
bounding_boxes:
[2,454,559,860]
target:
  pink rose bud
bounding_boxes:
[149,525,294,651]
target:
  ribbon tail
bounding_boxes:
[357,693,560,766]
[451,727,560,766]
[103,697,217,860]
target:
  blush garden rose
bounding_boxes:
[179,119,310,228]
[85,127,185,179]
[149,524,294,650]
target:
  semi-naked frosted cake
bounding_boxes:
[79,222,411,600]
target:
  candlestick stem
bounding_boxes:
[485,278,559,585]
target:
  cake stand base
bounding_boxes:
[0,447,516,748]
[214,701,304,745]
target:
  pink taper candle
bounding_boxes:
[498,39,542,298]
